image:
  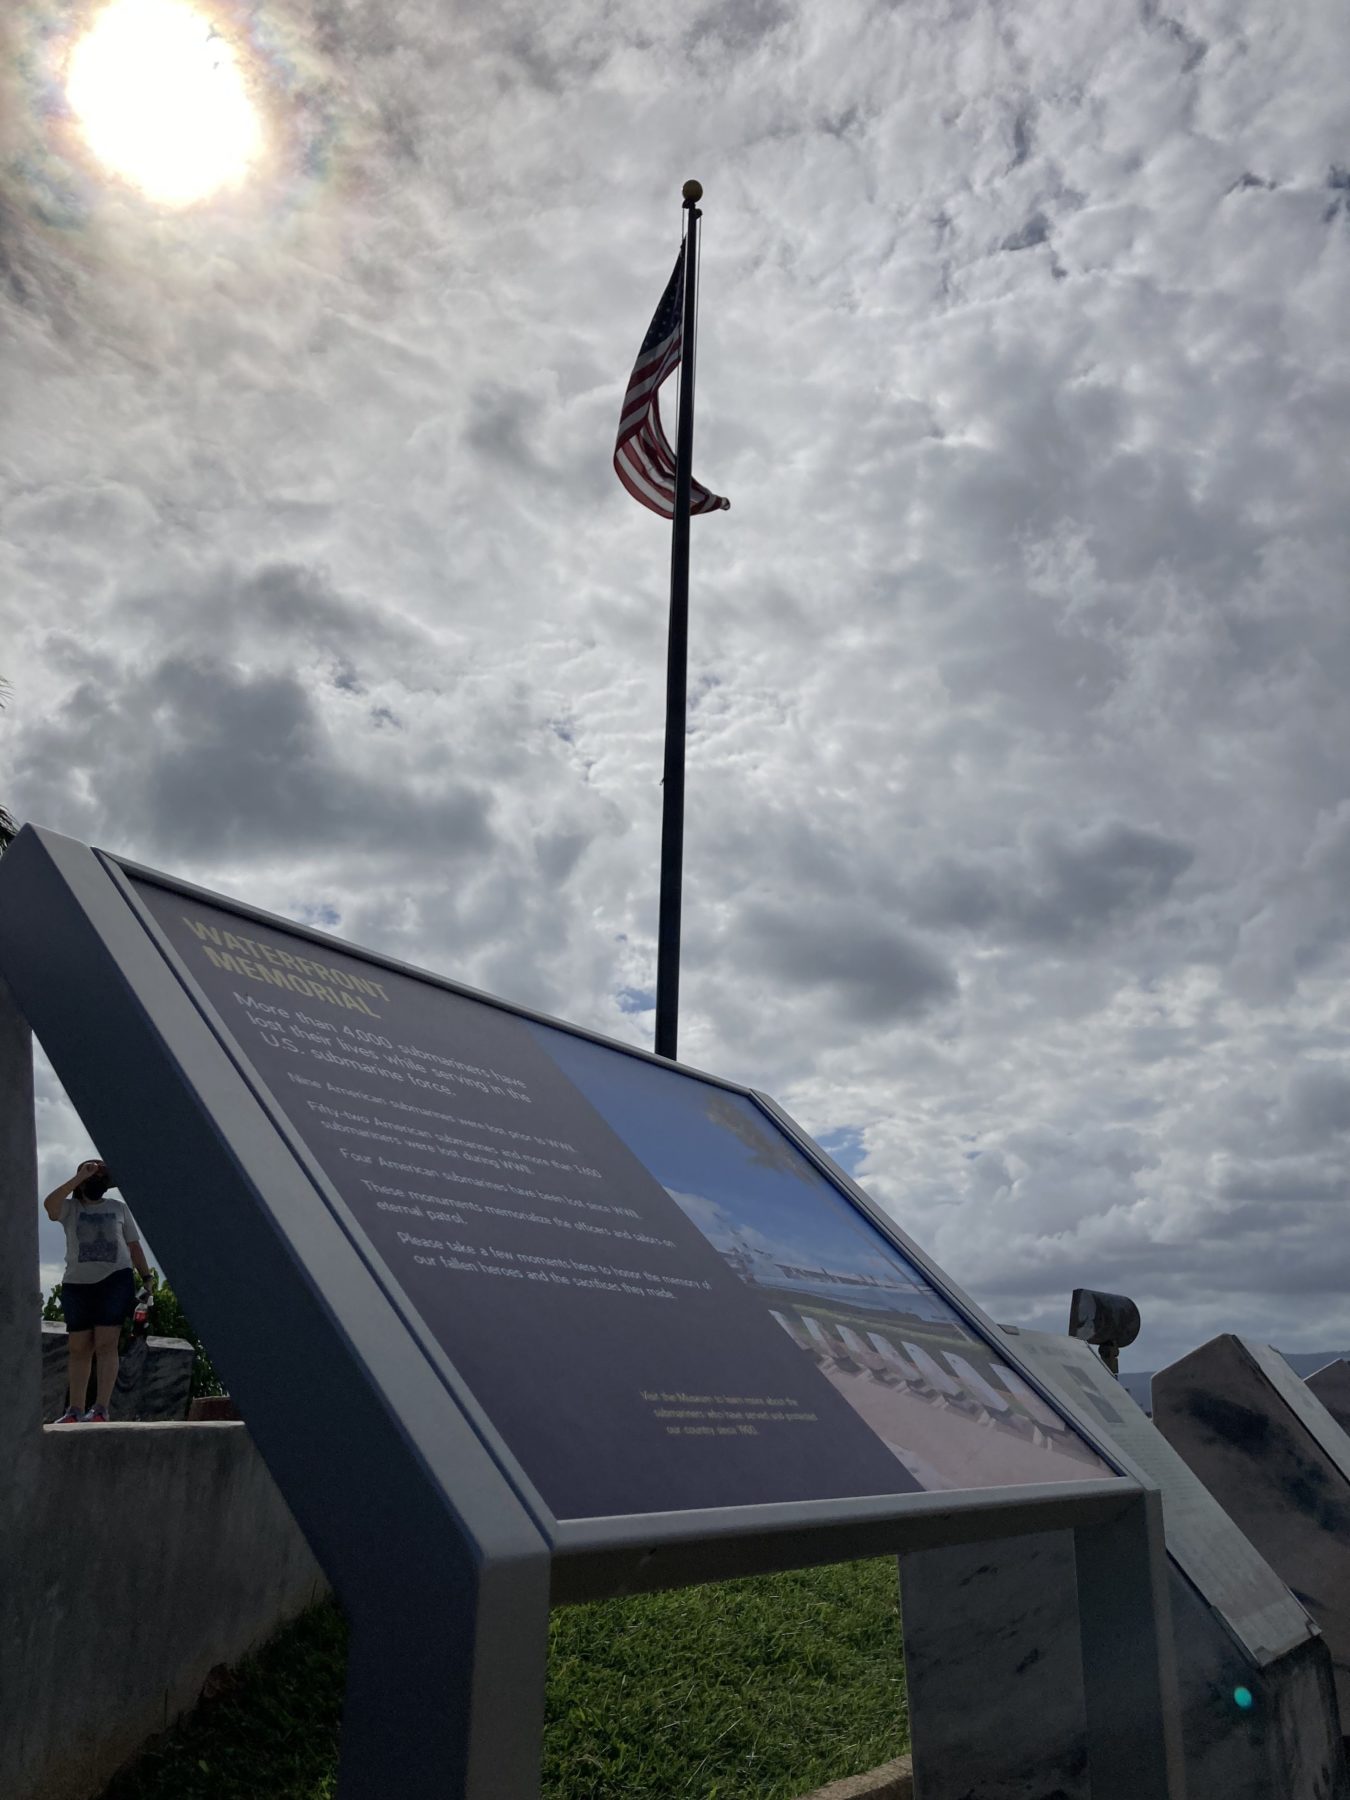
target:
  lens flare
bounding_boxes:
[66,0,261,206]
[1233,1685,1254,1711]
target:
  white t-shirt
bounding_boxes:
[60,1195,142,1285]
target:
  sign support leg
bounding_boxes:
[1073,1488,1184,1800]
[337,1554,551,1800]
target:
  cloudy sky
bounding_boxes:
[2,0,1348,1372]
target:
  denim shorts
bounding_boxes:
[61,1268,136,1333]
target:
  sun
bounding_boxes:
[66,0,262,207]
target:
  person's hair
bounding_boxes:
[74,1165,113,1203]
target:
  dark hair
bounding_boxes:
[75,1168,113,1203]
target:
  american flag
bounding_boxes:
[614,242,729,519]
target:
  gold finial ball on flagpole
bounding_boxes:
[682,179,703,203]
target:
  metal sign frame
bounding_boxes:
[0,826,1185,1799]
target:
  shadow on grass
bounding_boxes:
[102,1559,907,1800]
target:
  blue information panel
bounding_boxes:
[134,877,1113,1520]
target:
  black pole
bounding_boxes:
[654,181,703,1062]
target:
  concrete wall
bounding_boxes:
[0,981,327,1800]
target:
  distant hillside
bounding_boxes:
[1280,1351,1350,1379]
[1119,1351,1350,1415]
[1118,1370,1152,1410]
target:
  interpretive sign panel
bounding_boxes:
[130,876,1111,1520]
[0,827,1187,1800]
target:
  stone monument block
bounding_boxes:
[40,1319,66,1419]
[113,1331,194,1421]
[900,1528,1089,1800]
[900,1328,1347,1800]
[1153,1334,1350,1734]
[40,1320,193,1421]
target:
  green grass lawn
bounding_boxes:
[102,1559,908,1800]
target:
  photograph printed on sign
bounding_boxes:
[531,1022,1109,1492]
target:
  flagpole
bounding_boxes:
[654,179,703,1062]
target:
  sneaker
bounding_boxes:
[55,1407,83,1424]
[82,1404,110,1423]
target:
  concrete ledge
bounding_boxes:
[792,1753,914,1800]
[43,1417,245,1433]
[6,1417,325,1800]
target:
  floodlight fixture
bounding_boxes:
[1069,1288,1141,1377]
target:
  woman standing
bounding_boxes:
[44,1158,150,1423]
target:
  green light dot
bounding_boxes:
[1233,1686,1254,1711]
